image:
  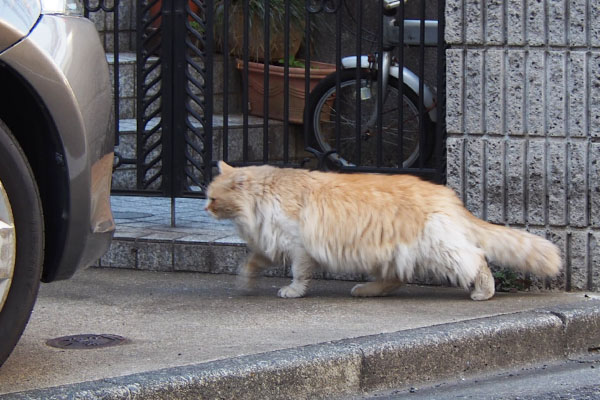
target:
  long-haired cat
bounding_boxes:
[205,161,561,300]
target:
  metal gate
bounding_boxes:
[86,0,446,198]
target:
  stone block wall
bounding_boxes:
[445,0,599,290]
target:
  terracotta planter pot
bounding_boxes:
[237,60,336,124]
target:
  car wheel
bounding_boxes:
[0,119,44,367]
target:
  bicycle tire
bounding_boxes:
[306,68,435,169]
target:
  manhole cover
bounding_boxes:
[46,334,127,349]
[113,211,153,219]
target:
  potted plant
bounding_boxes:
[214,0,335,124]
[239,56,335,124]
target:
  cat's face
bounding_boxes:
[205,162,245,219]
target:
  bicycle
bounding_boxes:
[305,0,438,169]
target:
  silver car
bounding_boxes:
[0,0,115,365]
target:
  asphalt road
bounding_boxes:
[360,353,600,399]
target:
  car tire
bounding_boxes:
[0,119,44,367]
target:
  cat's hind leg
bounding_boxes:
[470,261,495,301]
[351,280,403,297]
[278,250,316,298]
[238,252,272,290]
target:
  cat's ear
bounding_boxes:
[233,172,247,188]
[218,161,234,174]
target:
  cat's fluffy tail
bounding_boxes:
[469,216,562,277]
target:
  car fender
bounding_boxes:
[0,14,114,281]
[0,0,41,53]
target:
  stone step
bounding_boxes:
[99,195,367,282]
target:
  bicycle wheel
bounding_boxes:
[307,68,435,168]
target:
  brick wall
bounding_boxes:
[445,0,599,290]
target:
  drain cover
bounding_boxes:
[46,334,127,349]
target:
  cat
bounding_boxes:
[205,161,562,300]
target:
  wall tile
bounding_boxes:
[506,140,526,225]
[446,137,465,201]
[465,0,484,44]
[446,49,465,134]
[590,53,600,138]
[485,0,504,44]
[506,51,526,135]
[568,232,589,290]
[569,0,587,46]
[526,0,546,46]
[465,50,484,134]
[526,50,545,136]
[568,142,588,228]
[547,142,567,227]
[507,0,525,45]
[547,52,566,137]
[445,0,464,44]
[548,0,567,46]
[568,52,587,138]
[527,139,546,226]
[484,50,504,135]
[590,144,600,228]
[485,138,505,223]
[465,138,485,218]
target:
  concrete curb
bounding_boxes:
[101,237,370,282]
[6,300,600,400]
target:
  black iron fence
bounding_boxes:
[84,0,446,198]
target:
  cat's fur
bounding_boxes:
[205,161,561,300]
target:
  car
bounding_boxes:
[0,0,115,366]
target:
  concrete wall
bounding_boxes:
[445,0,599,290]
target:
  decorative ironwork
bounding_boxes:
[85,0,447,198]
[135,0,164,193]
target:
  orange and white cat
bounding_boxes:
[205,161,561,300]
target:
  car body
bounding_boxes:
[0,0,115,365]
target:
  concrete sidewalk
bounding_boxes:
[1,196,599,399]
[1,268,599,399]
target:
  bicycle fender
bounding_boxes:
[341,56,437,122]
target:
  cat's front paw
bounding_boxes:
[277,284,306,298]
[350,283,371,297]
